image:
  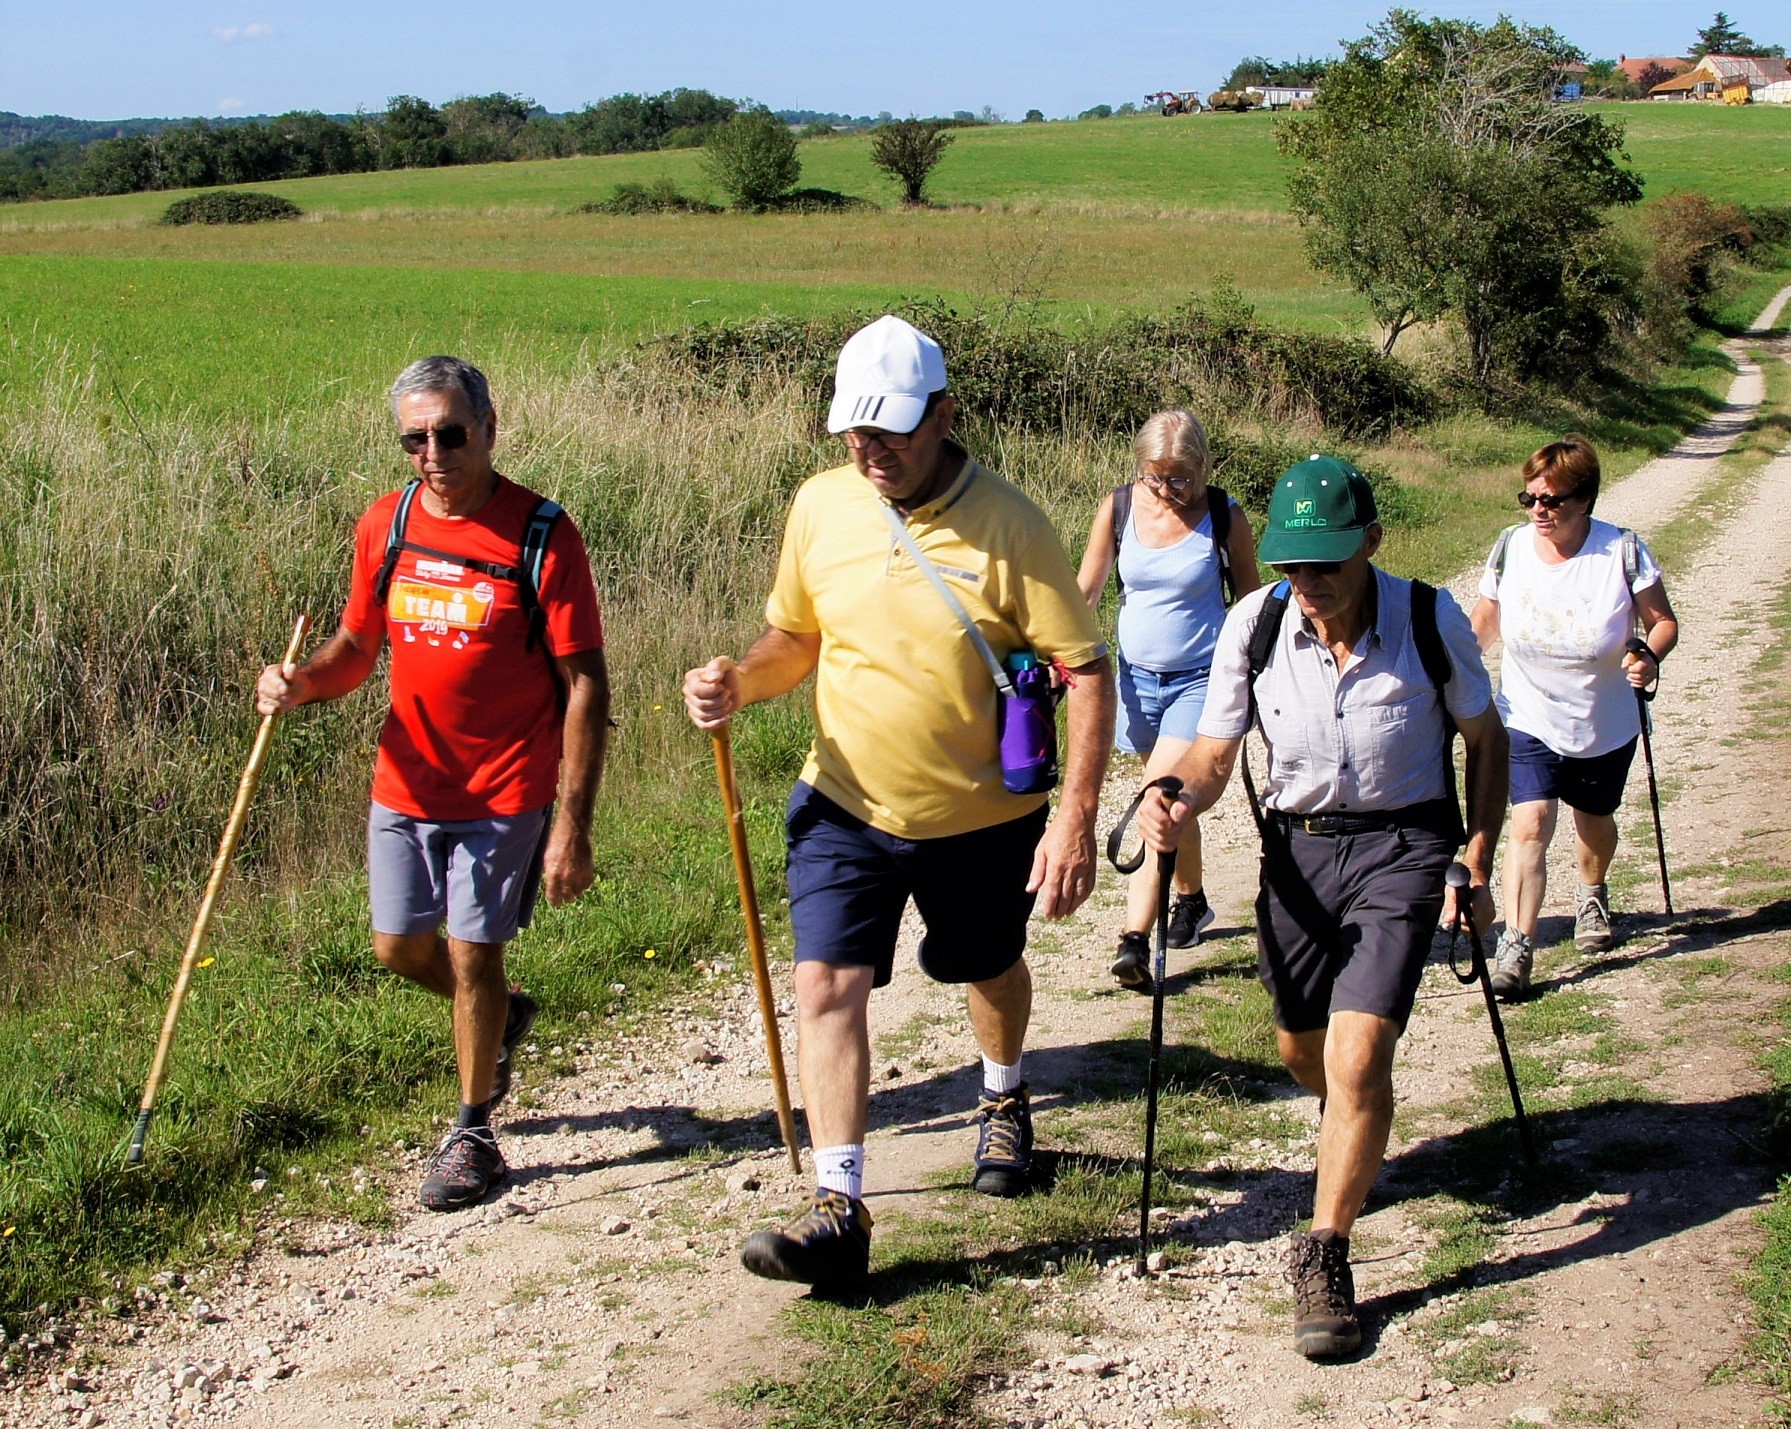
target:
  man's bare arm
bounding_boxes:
[683,627,822,729]
[541,647,611,906]
[256,624,381,714]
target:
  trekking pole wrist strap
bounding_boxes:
[1106,776,1186,874]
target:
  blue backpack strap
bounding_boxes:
[372,479,424,606]
[518,497,563,654]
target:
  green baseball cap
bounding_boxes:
[1257,454,1380,565]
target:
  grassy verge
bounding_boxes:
[1750,953,1791,1422]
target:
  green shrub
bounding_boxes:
[768,187,873,213]
[159,191,302,225]
[702,108,800,211]
[576,178,722,215]
[798,121,835,139]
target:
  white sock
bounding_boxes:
[983,1055,1024,1095]
[814,1144,864,1201]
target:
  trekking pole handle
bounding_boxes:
[1624,637,1659,702]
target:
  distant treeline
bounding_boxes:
[0,89,745,203]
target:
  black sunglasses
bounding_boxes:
[1518,488,1581,510]
[1278,561,1343,576]
[399,424,470,455]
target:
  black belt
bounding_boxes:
[1268,800,1457,837]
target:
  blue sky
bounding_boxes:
[1,1,1783,121]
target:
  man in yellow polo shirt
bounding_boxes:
[683,315,1115,1289]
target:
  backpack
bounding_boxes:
[1488,523,1642,608]
[1110,483,1238,608]
[371,478,564,658]
[1240,577,1467,846]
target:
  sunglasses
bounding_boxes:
[842,427,924,452]
[399,424,470,455]
[1142,473,1199,489]
[1518,488,1581,511]
[1278,561,1343,576]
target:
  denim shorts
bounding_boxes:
[1116,657,1211,755]
[1509,729,1637,817]
[784,783,1048,989]
[367,802,551,944]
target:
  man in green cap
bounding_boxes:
[1137,455,1507,1360]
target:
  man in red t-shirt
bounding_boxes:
[257,356,610,1210]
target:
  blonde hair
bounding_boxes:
[1133,409,1212,482]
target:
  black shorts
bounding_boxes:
[784,782,1048,989]
[1509,729,1637,817]
[1256,812,1456,1035]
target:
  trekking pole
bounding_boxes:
[128,615,310,1166]
[1444,863,1536,1163]
[1625,637,1674,917]
[711,725,803,1175]
[1105,775,1186,1274]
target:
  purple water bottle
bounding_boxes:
[998,651,1059,795]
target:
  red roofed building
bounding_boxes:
[1648,54,1791,101]
[1616,55,1690,95]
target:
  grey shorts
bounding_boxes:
[1255,809,1456,1034]
[367,802,551,945]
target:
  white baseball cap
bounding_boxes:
[825,315,948,435]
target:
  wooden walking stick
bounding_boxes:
[711,725,803,1175]
[127,615,310,1165]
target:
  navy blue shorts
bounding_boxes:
[784,783,1048,989]
[1509,729,1637,817]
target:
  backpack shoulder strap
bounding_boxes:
[1247,580,1291,682]
[1620,527,1640,590]
[1109,483,1133,603]
[373,479,424,605]
[1409,578,1454,694]
[1208,484,1237,606]
[1488,523,1523,591]
[518,497,563,654]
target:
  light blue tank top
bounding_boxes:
[1115,501,1228,673]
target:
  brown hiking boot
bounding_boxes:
[1287,1229,1361,1359]
[740,1190,872,1289]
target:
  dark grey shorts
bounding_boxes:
[367,802,551,945]
[1255,814,1456,1034]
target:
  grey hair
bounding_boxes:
[389,355,493,421]
[1133,408,1212,481]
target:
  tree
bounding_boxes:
[1023,109,1046,123]
[441,93,536,164]
[1279,10,1642,380]
[1692,12,1748,57]
[702,108,800,210]
[1223,54,1331,91]
[1078,104,1114,120]
[378,96,450,169]
[869,119,955,204]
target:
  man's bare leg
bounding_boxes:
[374,931,508,1105]
[794,960,875,1149]
[1309,1011,1401,1236]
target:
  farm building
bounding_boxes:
[1617,55,1690,95]
[1758,80,1791,104]
[1648,54,1791,102]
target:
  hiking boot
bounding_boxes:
[1110,931,1151,991]
[1490,927,1534,1002]
[972,1083,1034,1198]
[419,1126,507,1211]
[1167,890,1216,949]
[488,987,540,1106]
[740,1190,872,1289]
[1575,884,1615,954]
[1287,1229,1360,1359]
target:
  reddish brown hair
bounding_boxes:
[1521,434,1601,511]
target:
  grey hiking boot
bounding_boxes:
[1167,890,1216,949]
[1110,931,1151,991]
[1287,1229,1360,1359]
[1576,883,1615,954]
[1490,927,1534,1002]
[972,1084,1034,1198]
[488,986,539,1106]
[419,1126,507,1211]
[741,1190,873,1289]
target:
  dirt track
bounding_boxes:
[8,288,1791,1429]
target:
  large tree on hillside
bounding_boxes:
[1278,9,1642,380]
[1690,12,1782,58]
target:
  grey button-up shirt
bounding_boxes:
[1197,567,1493,815]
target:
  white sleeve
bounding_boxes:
[1197,588,1270,741]
[1630,535,1664,595]
[1436,588,1495,721]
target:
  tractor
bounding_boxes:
[1145,91,1204,116]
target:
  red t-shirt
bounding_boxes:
[341,476,604,820]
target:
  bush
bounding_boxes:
[702,108,800,211]
[869,119,955,205]
[159,190,302,225]
[577,178,722,216]
[798,121,835,139]
[768,188,874,213]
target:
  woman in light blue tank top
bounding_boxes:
[1078,410,1260,988]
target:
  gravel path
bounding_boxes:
[6,288,1790,1429]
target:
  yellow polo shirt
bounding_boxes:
[767,454,1107,839]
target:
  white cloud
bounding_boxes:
[217,98,246,113]
[213,22,276,43]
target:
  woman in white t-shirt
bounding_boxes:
[1470,435,1678,1000]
